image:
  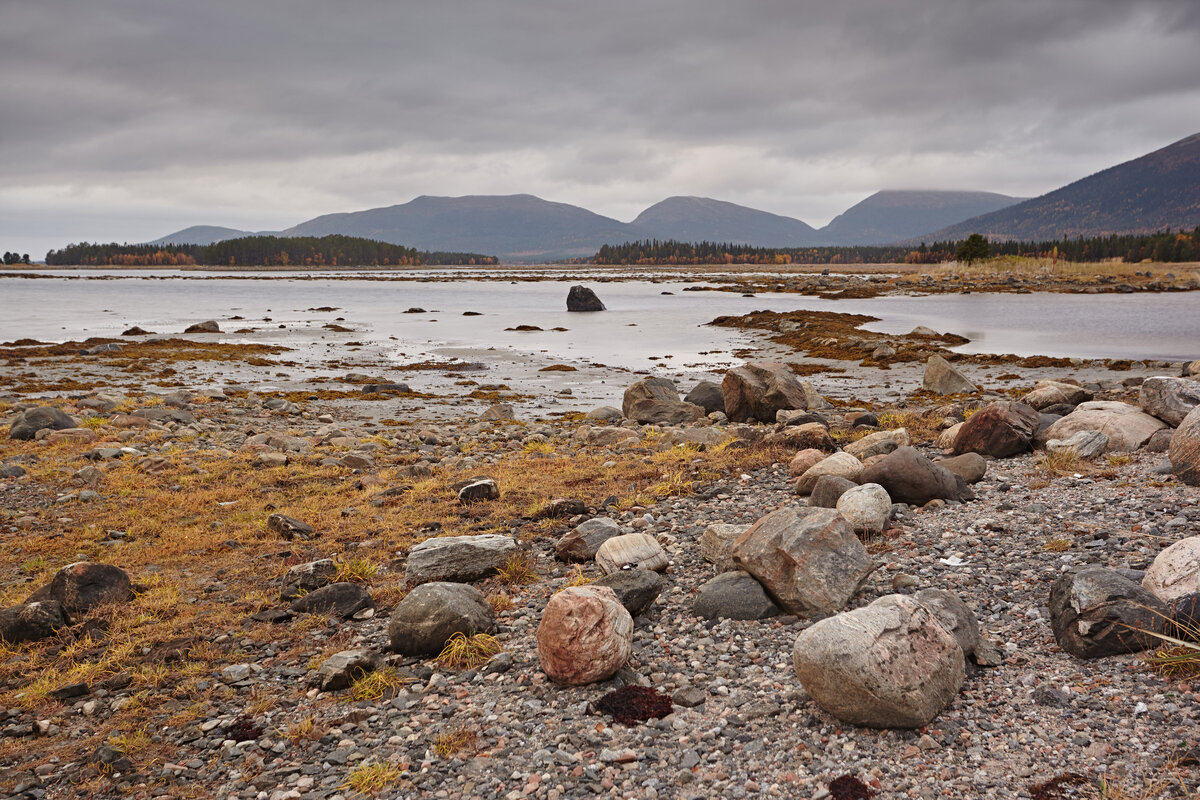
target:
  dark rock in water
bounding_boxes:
[81,343,123,355]
[685,380,726,415]
[389,582,494,656]
[289,582,373,618]
[567,285,605,312]
[121,326,153,336]
[9,406,76,440]
[0,600,69,644]
[593,569,664,616]
[403,307,426,313]
[692,571,780,620]
[360,383,411,394]
[809,475,858,509]
[1048,565,1166,658]
[184,320,220,333]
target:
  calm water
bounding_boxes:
[1,270,1197,365]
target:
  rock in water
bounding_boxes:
[1142,536,1200,602]
[792,594,966,728]
[731,507,875,616]
[721,361,809,423]
[184,320,221,333]
[1138,376,1200,427]
[922,355,977,395]
[566,285,606,312]
[858,447,965,506]
[951,401,1039,458]
[1169,405,1200,486]
[389,582,495,656]
[405,534,517,584]
[537,586,632,685]
[1048,565,1167,658]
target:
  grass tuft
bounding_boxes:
[495,551,538,586]
[334,556,379,584]
[343,761,403,795]
[434,632,502,670]
[349,667,412,701]
[432,727,479,758]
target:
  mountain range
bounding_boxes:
[151,131,1200,261]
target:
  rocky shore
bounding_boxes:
[0,319,1198,799]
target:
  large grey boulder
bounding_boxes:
[41,562,132,615]
[405,534,518,584]
[1046,430,1109,460]
[794,452,863,495]
[933,452,987,484]
[1044,401,1167,453]
[290,583,373,618]
[1048,565,1167,658]
[858,447,966,506]
[721,361,808,423]
[692,571,780,620]
[389,582,495,656]
[592,569,663,616]
[835,483,892,538]
[731,507,875,616]
[566,285,606,312]
[1170,405,1200,485]
[792,594,966,728]
[1138,376,1200,427]
[595,533,669,574]
[1021,380,1092,411]
[555,517,620,562]
[922,355,977,395]
[684,381,726,415]
[622,377,704,425]
[9,407,77,440]
[808,474,859,509]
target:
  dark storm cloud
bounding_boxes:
[2,0,1199,253]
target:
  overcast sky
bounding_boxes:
[2,0,1199,258]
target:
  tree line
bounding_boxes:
[3,251,31,265]
[44,235,498,267]
[592,228,1200,265]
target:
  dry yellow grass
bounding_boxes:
[432,727,479,758]
[434,632,502,670]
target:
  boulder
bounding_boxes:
[280,559,337,601]
[389,582,495,656]
[45,428,98,445]
[458,478,500,503]
[566,285,606,312]
[1044,401,1167,453]
[936,422,964,451]
[722,361,808,423]
[585,426,639,446]
[289,583,373,618]
[555,517,621,562]
[405,534,518,584]
[1046,430,1109,460]
[933,452,987,484]
[788,448,826,477]
[859,447,965,506]
[1138,376,1200,427]
[731,507,876,616]
[0,601,69,645]
[800,380,831,410]
[1021,380,1092,411]
[1168,593,1200,639]
[835,483,892,538]
[595,533,669,575]
[622,377,705,425]
[699,523,750,572]
[808,475,858,509]
[692,571,780,621]
[794,452,863,495]
[792,594,966,728]
[922,355,977,395]
[592,569,663,616]
[1185,360,1200,378]
[1048,565,1167,658]
[1170,406,1200,485]
[951,401,1039,458]
[478,403,516,422]
[1142,536,1200,603]
[659,427,725,449]
[533,498,587,520]
[184,320,220,333]
[913,589,980,658]
[537,586,632,685]
[684,381,725,415]
[764,422,835,451]
[584,406,622,423]
[8,407,77,440]
[844,429,909,460]
[314,649,383,692]
[622,377,680,416]
[43,562,132,615]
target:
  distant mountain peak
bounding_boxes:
[818,190,1024,245]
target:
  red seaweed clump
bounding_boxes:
[227,715,264,742]
[829,774,875,800]
[594,686,673,725]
